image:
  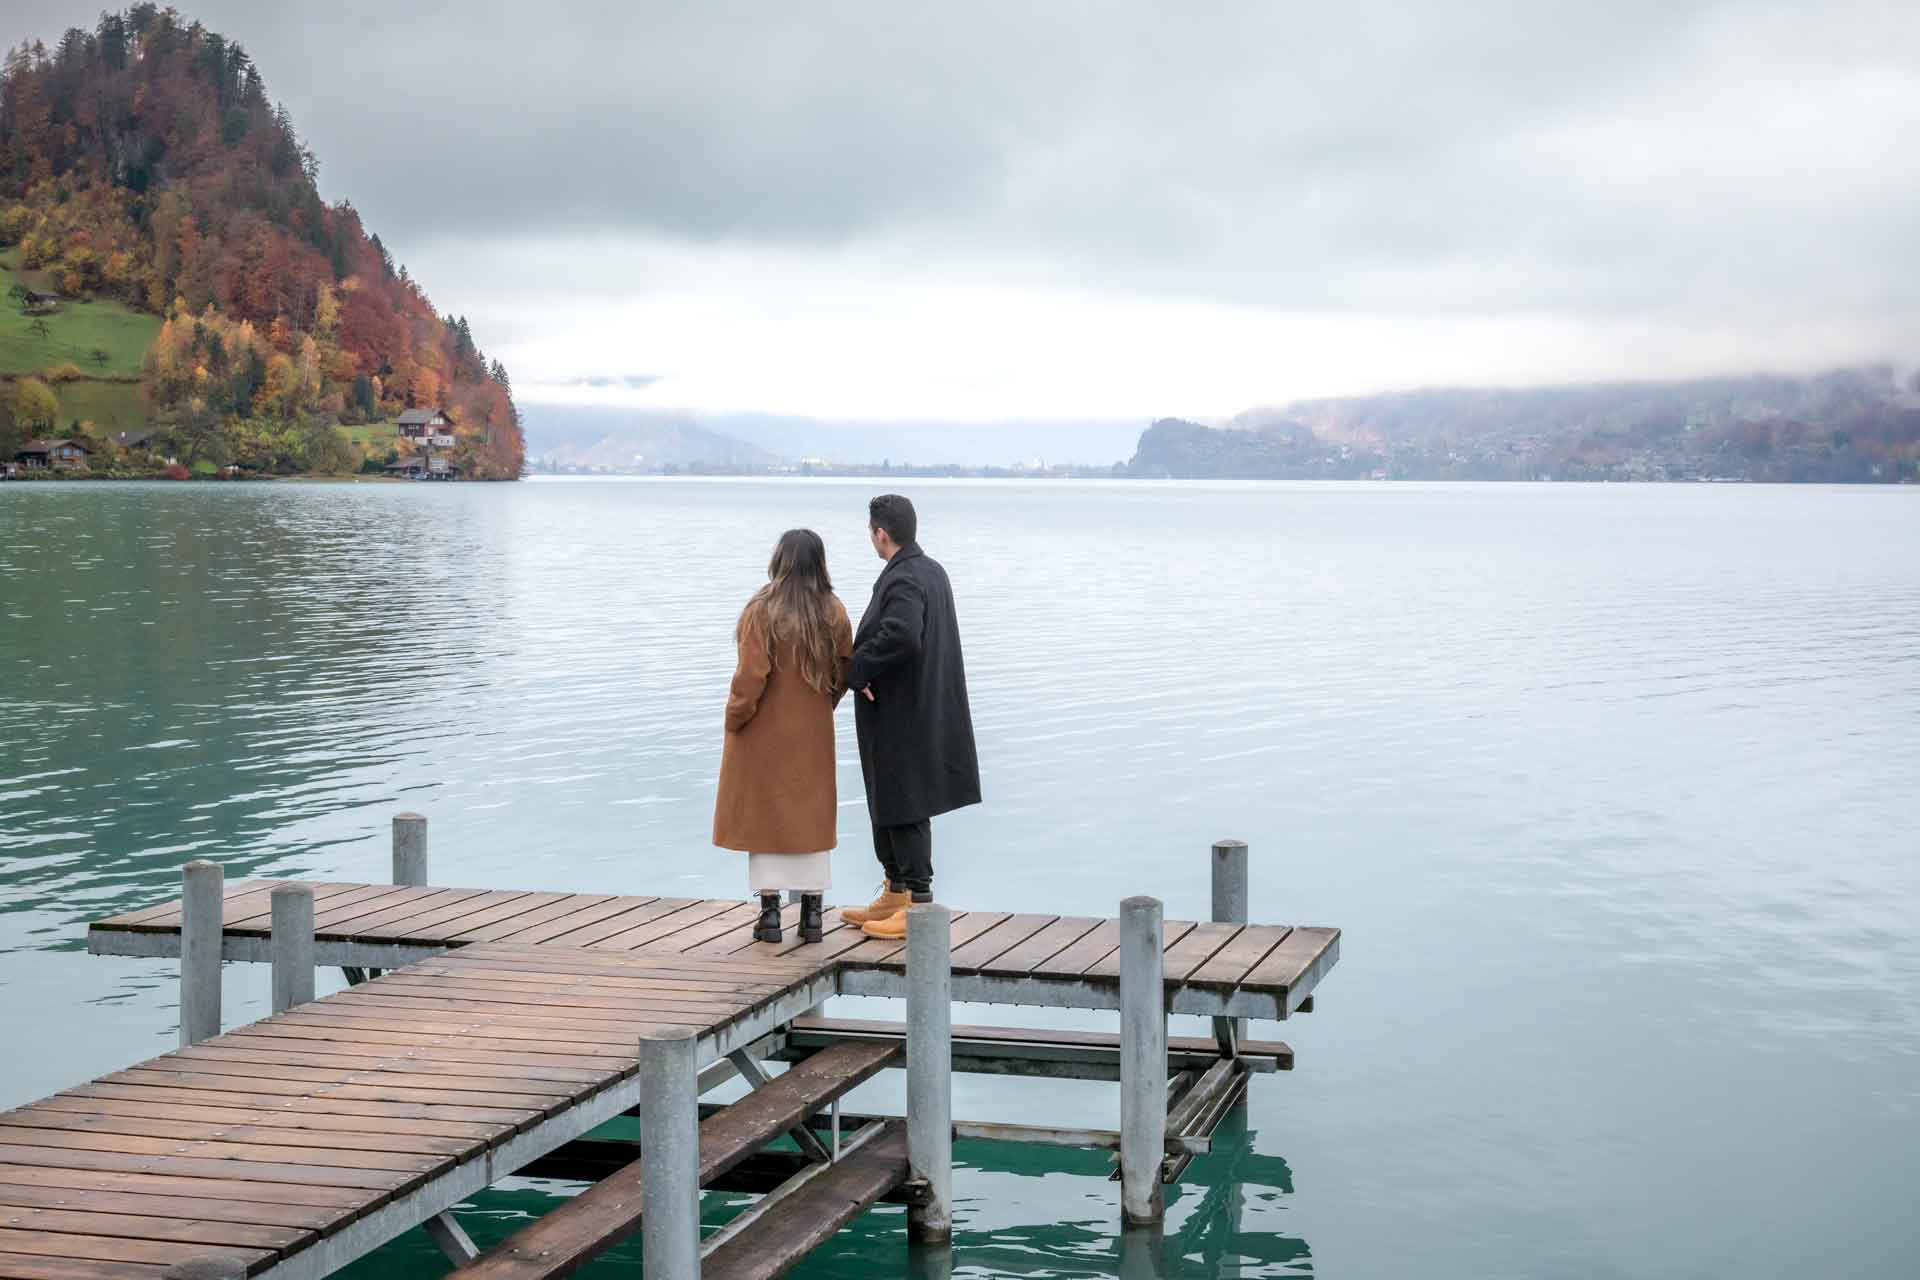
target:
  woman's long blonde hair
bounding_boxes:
[740,529,838,694]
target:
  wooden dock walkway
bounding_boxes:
[10,828,1339,1278]
[0,943,840,1279]
[88,881,1337,1020]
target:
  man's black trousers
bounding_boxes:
[871,819,934,897]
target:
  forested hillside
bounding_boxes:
[0,6,522,478]
[1131,368,1920,482]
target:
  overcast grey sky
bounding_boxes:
[15,1,1920,418]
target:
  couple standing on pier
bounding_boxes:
[712,494,981,946]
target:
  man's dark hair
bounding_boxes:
[868,494,917,546]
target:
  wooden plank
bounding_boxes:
[0,1180,333,1233]
[0,1250,167,1279]
[452,894,618,943]
[0,1162,364,1212]
[1031,918,1119,977]
[1185,925,1290,990]
[950,914,1055,971]
[299,884,430,931]
[94,879,271,930]
[0,1227,273,1273]
[453,1041,899,1280]
[118,1056,583,1105]
[275,1004,679,1057]
[1160,921,1243,982]
[786,1016,1294,1067]
[302,886,495,939]
[31,1093,503,1145]
[63,1082,537,1132]
[230,1014,640,1065]
[0,1144,411,1194]
[582,899,741,951]
[1083,918,1198,980]
[977,916,1103,976]
[0,1109,471,1160]
[175,1042,613,1088]
[398,957,791,996]
[315,990,745,1034]
[0,1205,301,1259]
[363,972,766,1013]
[533,897,707,948]
[0,1127,447,1178]
[1241,926,1340,993]
[223,881,395,932]
[343,890,554,942]
[629,901,759,953]
[218,1030,628,1077]
[451,940,823,980]
[480,894,657,946]
[695,1042,899,1174]
[102,1069,562,1118]
[700,1121,908,1280]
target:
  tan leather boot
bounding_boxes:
[840,886,912,926]
[860,909,911,940]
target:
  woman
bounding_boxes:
[713,529,853,944]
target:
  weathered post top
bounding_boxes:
[392,811,428,886]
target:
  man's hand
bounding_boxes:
[860,686,875,702]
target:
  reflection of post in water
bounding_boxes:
[1111,1112,1311,1278]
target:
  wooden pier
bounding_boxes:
[1,822,1339,1278]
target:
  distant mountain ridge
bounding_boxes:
[1130,367,1920,482]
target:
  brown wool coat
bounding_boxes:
[712,596,853,854]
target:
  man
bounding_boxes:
[840,494,981,939]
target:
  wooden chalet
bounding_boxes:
[14,438,91,470]
[397,407,457,448]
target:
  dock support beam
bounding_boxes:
[270,883,315,1014]
[639,1026,702,1279]
[1119,894,1167,1224]
[906,902,954,1245]
[1211,838,1249,1054]
[179,860,223,1047]
[392,812,428,886]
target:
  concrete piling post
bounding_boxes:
[906,902,954,1245]
[179,860,223,1047]
[1211,839,1249,1052]
[270,883,315,1014]
[392,812,428,886]
[1211,839,1248,927]
[1119,894,1167,1225]
[638,1026,702,1279]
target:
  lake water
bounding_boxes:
[2,478,1916,1278]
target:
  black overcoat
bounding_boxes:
[847,543,982,827]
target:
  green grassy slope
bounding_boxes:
[1,249,158,431]
[0,257,158,379]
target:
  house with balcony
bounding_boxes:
[396,407,457,450]
[14,439,92,471]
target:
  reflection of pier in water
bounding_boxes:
[907,1110,1310,1278]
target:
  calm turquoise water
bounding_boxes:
[2,478,1916,1278]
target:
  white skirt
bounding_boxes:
[747,851,832,893]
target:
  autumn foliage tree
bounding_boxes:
[0,6,524,477]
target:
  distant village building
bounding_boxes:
[396,408,457,449]
[109,429,156,451]
[14,439,91,471]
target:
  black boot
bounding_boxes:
[799,892,824,944]
[753,892,783,944]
